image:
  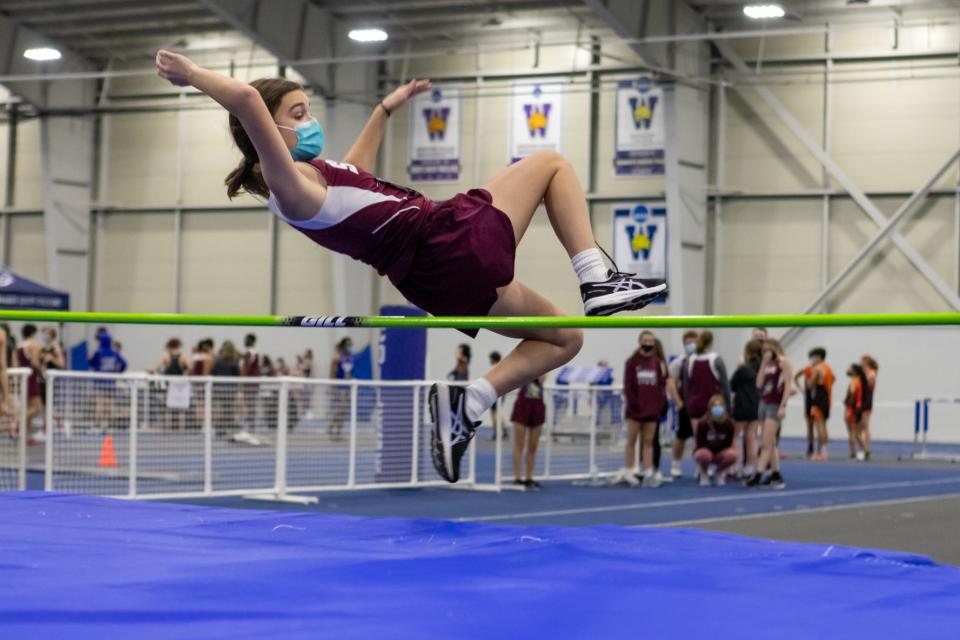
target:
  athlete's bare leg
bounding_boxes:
[483,150,594,256]
[482,281,582,397]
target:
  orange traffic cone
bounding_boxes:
[98,435,118,468]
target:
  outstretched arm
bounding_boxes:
[343,79,432,173]
[156,50,324,219]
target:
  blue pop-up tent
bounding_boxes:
[0,267,69,311]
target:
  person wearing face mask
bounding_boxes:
[618,331,680,487]
[667,330,699,478]
[155,49,667,485]
[745,339,791,489]
[683,331,732,478]
[328,337,354,441]
[694,395,737,487]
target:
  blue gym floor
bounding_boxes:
[6,436,960,639]
[158,436,960,564]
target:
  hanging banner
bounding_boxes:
[612,202,668,303]
[508,82,564,164]
[614,77,665,176]
[408,86,461,181]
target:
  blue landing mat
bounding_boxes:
[2,492,959,639]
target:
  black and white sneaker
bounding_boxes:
[580,270,668,316]
[761,471,786,490]
[429,383,480,483]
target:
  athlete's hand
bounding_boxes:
[382,79,432,112]
[156,49,199,87]
[777,406,786,420]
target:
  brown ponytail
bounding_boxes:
[224,77,304,200]
[696,330,714,354]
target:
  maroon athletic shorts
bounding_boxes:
[396,188,516,338]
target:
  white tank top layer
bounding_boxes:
[267,187,406,231]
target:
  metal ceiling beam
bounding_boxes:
[330,0,560,13]
[785,149,960,341]
[581,0,661,67]
[0,9,97,107]
[29,9,214,28]
[200,0,336,88]
[711,37,960,318]
[44,17,225,38]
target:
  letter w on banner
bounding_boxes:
[612,203,668,303]
[408,87,461,182]
[615,77,665,176]
[508,82,564,164]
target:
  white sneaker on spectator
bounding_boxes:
[642,473,661,488]
[699,474,710,487]
[670,462,683,478]
[715,473,727,487]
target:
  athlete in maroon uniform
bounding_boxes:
[684,331,731,431]
[16,325,44,444]
[620,331,678,486]
[746,339,792,489]
[156,50,667,484]
[510,375,546,489]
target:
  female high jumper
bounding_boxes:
[156,49,666,482]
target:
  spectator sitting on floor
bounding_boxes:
[693,394,737,487]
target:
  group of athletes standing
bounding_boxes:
[618,328,880,490]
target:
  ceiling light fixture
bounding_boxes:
[348,28,388,43]
[23,47,62,61]
[743,4,786,19]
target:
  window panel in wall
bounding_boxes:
[97,212,175,312]
[102,111,179,206]
[13,119,43,210]
[8,214,46,282]
[831,62,959,193]
[716,199,822,314]
[722,67,825,193]
[180,211,270,314]
[275,222,334,316]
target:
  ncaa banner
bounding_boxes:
[614,77,665,176]
[508,82,564,164]
[612,202,668,303]
[408,86,461,181]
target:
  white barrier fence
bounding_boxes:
[0,369,28,492]
[1,370,951,500]
[492,383,629,486]
[41,370,476,502]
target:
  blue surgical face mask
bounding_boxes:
[710,405,726,419]
[684,342,696,355]
[278,117,324,161]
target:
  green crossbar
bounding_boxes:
[0,310,957,329]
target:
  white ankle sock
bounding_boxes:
[464,377,497,423]
[570,248,608,285]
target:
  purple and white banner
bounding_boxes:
[612,202,668,303]
[508,82,564,164]
[408,86,461,182]
[615,77,665,176]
